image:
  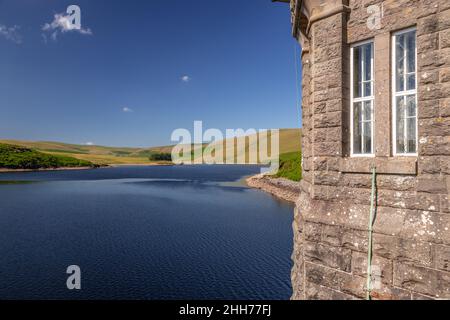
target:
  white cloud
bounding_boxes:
[181,75,191,83]
[42,13,92,41]
[122,107,133,113]
[85,142,94,146]
[0,24,22,44]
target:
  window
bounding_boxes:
[392,28,417,156]
[350,40,374,156]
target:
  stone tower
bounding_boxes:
[280,0,450,299]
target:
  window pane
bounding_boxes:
[407,73,416,91]
[406,95,416,117]
[353,47,361,98]
[362,101,372,154]
[406,31,416,74]
[353,102,362,154]
[407,117,417,153]
[364,44,372,82]
[363,100,372,121]
[363,43,372,97]
[396,35,405,92]
[363,121,372,154]
[396,96,405,153]
[363,82,371,97]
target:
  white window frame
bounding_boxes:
[392,27,418,157]
[350,39,375,157]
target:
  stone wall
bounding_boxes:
[291,0,450,300]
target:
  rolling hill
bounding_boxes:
[0,128,301,166]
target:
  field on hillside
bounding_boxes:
[0,129,301,166]
[189,129,302,164]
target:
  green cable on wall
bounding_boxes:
[366,167,377,300]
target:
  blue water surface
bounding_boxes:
[0,165,293,300]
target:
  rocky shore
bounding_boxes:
[246,174,301,203]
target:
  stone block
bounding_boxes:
[440,98,450,117]
[313,171,340,186]
[373,206,407,236]
[440,28,450,49]
[313,87,342,103]
[418,32,439,53]
[326,157,340,171]
[419,83,450,101]
[420,136,450,156]
[402,210,450,245]
[305,281,357,300]
[320,224,344,247]
[420,70,439,86]
[351,251,393,285]
[336,271,366,299]
[304,241,352,272]
[417,15,439,36]
[417,175,448,194]
[303,222,322,242]
[372,233,433,266]
[313,111,342,128]
[394,262,450,298]
[313,142,341,156]
[377,190,440,212]
[304,261,340,288]
[433,244,450,272]
[341,229,369,252]
[313,76,328,92]
[419,117,450,136]
[312,157,327,171]
[441,194,450,213]
[377,175,417,191]
[326,98,343,113]
[439,0,450,11]
[370,285,412,300]
[440,68,450,83]
[418,99,440,119]
[313,102,326,114]
[418,156,441,174]
[339,174,371,189]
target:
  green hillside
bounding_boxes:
[275,151,302,181]
[0,128,302,166]
[0,143,95,170]
[0,139,174,165]
[189,128,302,164]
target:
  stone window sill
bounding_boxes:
[340,157,417,175]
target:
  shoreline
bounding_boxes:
[0,162,175,173]
[246,174,301,203]
[109,163,173,167]
[0,166,98,173]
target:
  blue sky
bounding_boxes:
[0,0,301,147]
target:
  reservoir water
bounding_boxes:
[0,165,293,300]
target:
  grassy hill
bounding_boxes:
[188,128,301,164]
[0,139,173,165]
[275,151,302,181]
[0,143,95,170]
[0,129,301,166]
